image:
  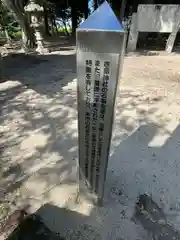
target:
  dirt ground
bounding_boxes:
[1,43,180,239]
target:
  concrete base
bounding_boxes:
[36,46,49,54]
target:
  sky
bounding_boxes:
[88,0,94,14]
[88,0,107,14]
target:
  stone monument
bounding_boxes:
[25,0,48,54]
[127,4,180,53]
[76,1,125,204]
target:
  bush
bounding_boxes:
[11,30,22,39]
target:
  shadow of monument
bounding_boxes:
[133,194,180,239]
[104,122,180,239]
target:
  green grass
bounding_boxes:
[57,26,71,33]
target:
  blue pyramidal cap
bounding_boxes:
[79,1,123,31]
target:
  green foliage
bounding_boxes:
[49,0,88,25]
[0,0,8,27]
[0,0,20,40]
[10,30,22,38]
[57,26,71,33]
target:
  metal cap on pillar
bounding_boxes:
[76,1,125,205]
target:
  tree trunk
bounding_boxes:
[111,0,121,19]
[0,53,3,80]
[2,0,35,49]
[48,15,57,36]
[1,23,11,43]
[16,11,35,49]
[120,0,127,21]
[51,19,55,35]
[4,27,11,43]
[63,20,69,36]
[53,19,58,35]
[71,3,77,36]
[94,0,98,10]
[84,0,88,19]
[43,5,50,36]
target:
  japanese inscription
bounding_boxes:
[84,60,92,178]
[84,58,111,193]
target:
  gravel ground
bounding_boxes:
[1,47,180,239]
